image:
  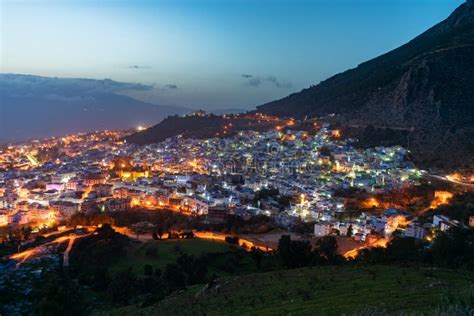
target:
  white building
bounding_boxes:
[314,222,334,237]
[404,223,425,240]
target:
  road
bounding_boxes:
[9,232,90,268]
[115,227,272,251]
[428,174,474,190]
[8,225,274,269]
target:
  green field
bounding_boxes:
[112,238,256,275]
[108,265,474,315]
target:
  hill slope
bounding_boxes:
[257,1,474,169]
[125,114,284,145]
[103,265,474,315]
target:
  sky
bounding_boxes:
[0,0,465,110]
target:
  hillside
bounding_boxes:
[125,114,284,145]
[257,1,474,169]
[102,265,474,315]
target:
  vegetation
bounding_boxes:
[111,238,244,275]
[357,227,474,270]
[422,191,474,226]
[106,265,474,316]
[22,221,474,315]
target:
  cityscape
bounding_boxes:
[1,0,474,315]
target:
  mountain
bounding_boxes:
[257,0,474,170]
[208,108,248,115]
[0,74,189,141]
[125,114,283,145]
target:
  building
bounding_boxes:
[433,215,460,232]
[207,206,228,223]
[83,173,107,186]
[50,201,79,220]
[181,197,209,215]
[314,222,334,237]
[404,222,425,239]
[0,212,9,227]
[106,198,131,212]
[469,216,474,228]
[45,182,65,192]
[92,183,113,197]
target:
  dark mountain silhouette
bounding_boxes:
[125,113,283,145]
[257,0,474,169]
[0,74,189,141]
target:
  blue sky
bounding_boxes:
[1,0,464,110]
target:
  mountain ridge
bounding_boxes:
[256,0,474,169]
[0,74,190,141]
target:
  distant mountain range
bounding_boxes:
[0,74,190,141]
[257,0,474,169]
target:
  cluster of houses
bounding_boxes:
[313,208,473,243]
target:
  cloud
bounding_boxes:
[165,84,178,90]
[242,74,292,89]
[0,74,153,100]
[265,76,292,89]
[246,77,262,87]
[128,65,151,69]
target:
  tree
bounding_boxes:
[225,236,239,245]
[250,247,264,271]
[163,263,186,291]
[316,236,338,263]
[346,225,353,237]
[176,254,208,285]
[430,227,474,269]
[34,273,86,316]
[108,268,137,305]
[154,268,162,279]
[157,228,164,240]
[144,264,153,276]
[21,226,32,241]
[385,236,423,263]
[277,235,313,269]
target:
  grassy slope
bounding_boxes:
[107,265,474,316]
[111,239,255,275]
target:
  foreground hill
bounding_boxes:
[257,1,474,169]
[103,265,474,315]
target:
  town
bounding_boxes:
[1,112,471,258]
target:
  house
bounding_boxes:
[181,197,209,215]
[92,183,113,197]
[106,198,131,212]
[439,219,460,232]
[207,206,228,224]
[433,215,460,231]
[433,215,450,228]
[314,222,334,237]
[404,222,425,239]
[50,201,79,220]
[371,217,387,233]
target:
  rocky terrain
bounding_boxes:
[257,0,474,170]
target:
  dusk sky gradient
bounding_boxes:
[1,0,464,110]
